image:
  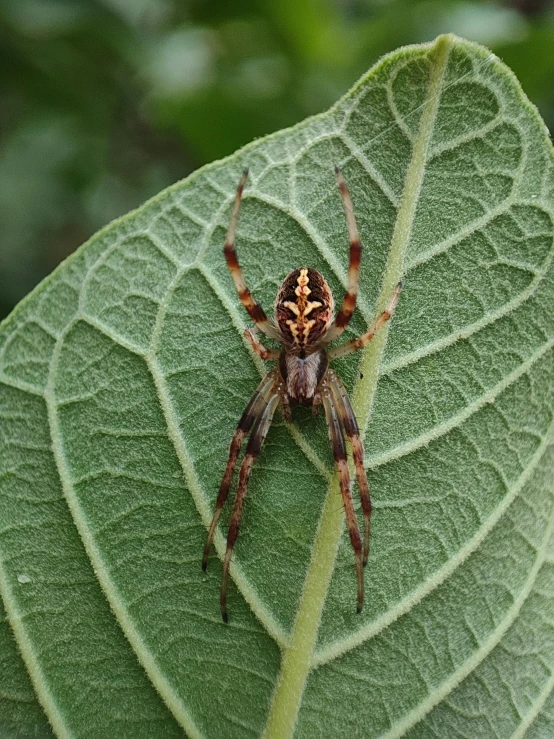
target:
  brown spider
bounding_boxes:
[202,167,401,622]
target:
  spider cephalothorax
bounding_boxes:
[202,166,401,622]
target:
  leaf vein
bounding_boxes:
[380,501,554,739]
[313,428,554,667]
[368,337,554,469]
[45,323,206,738]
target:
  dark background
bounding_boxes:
[1,0,552,319]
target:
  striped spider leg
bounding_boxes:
[202,167,401,621]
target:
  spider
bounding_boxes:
[202,166,401,622]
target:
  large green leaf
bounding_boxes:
[1,34,553,738]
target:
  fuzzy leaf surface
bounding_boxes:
[0,35,553,739]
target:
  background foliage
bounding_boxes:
[1,0,553,318]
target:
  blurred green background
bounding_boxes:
[1,0,553,319]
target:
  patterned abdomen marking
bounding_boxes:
[275,268,334,347]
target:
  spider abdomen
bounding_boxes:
[275,267,334,348]
[279,348,328,402]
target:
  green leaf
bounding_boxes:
[0,597,55,738]
[1,34,553,738]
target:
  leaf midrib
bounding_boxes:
[262,34,453,739]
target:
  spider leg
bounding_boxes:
[280,391,292,423]
[322,167,362,344]
[312,391,322,417]
[202,371,277,571]
[224,169,280,340]
[321,384,364,613]
[221,393,280,622]
[244,327,280,361]
[328,371,371,565]
[329,282,401,359]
